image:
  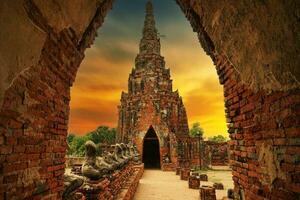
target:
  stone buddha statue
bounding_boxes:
[133,145,140,157]
[95,155,114,174]
[120,143,131,161]
[129,145,135,156]
[81,140,113,180]
[130,145,141,164]
[125,144,133,159]
[115,143,129,163]
[112,144,126,167]
[63,174,84,200]
[102,150,119,170]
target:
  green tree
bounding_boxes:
[87,126,116,145]
[189,122,204,137]
[68,135,91,156]
[67,134,75,144]
[208,135,228,143]
[67,126,116,156]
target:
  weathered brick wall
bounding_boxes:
[177,1,300,199]
[117,164,144,200]
[0,1,114,199]
[176,136,201,168]
[217,54,300,199]
[204,141,228,166]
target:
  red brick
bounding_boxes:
[248,171,259,178]
[0,146,12,154]
[274,138,286,145]
[47,165,64,172]
[0,136,4,145]
[3,174,18,183]
[13,145,26,153]
[286,147,300,154]
[285,127,300,137]
[241,103,255,113]
[281,163,295,172]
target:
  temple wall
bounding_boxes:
[203,141,229,166]
[0,0,114,199]
[215,54,299,199]
[177,1,300,198]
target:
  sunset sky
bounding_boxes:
[69,0,227,138]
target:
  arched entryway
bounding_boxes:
[143,126,161,169]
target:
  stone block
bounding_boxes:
[180,168,190,181]
[227,189,234,198]
[199,174,208,181]
[199,185,216,200]
[188,176,200,189]
[213,182,224,190]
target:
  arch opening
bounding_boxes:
[142,126,161,169]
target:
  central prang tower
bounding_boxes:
[117,1,200,170]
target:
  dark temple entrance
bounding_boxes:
[143,126,161,169]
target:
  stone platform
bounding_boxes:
[116,164,144,200]
[72,163,144,200]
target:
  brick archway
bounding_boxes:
[0,1,299,199]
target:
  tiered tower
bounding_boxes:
[117,1,198,169]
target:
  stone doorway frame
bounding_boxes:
[142,126,161,169]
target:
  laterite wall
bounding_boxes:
[0,0,114,199]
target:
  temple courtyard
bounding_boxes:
[134,167,234,200]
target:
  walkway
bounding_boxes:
[133,170,198,200]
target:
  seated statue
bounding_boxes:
[102,150,119,170]
[96,155,114,174]
[133,145,140,157]
[120,143,131,161]
[112,144,126,168]
[130,145,141,164]
[129,145,135,157]
[106,150,123,169]
[117,143,130,163]
[63,174,84,200]
[126,144,133,159]
[81,140,113,180]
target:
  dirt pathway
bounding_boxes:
[133,170,198,200]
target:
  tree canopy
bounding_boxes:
[67,126,116,156]
[189,122,204,137]
[208,135,228,143]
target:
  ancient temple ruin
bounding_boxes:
[116,1,200,170]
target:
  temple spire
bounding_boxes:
[138,1,161,55]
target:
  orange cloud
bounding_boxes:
[69,98,119,135]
